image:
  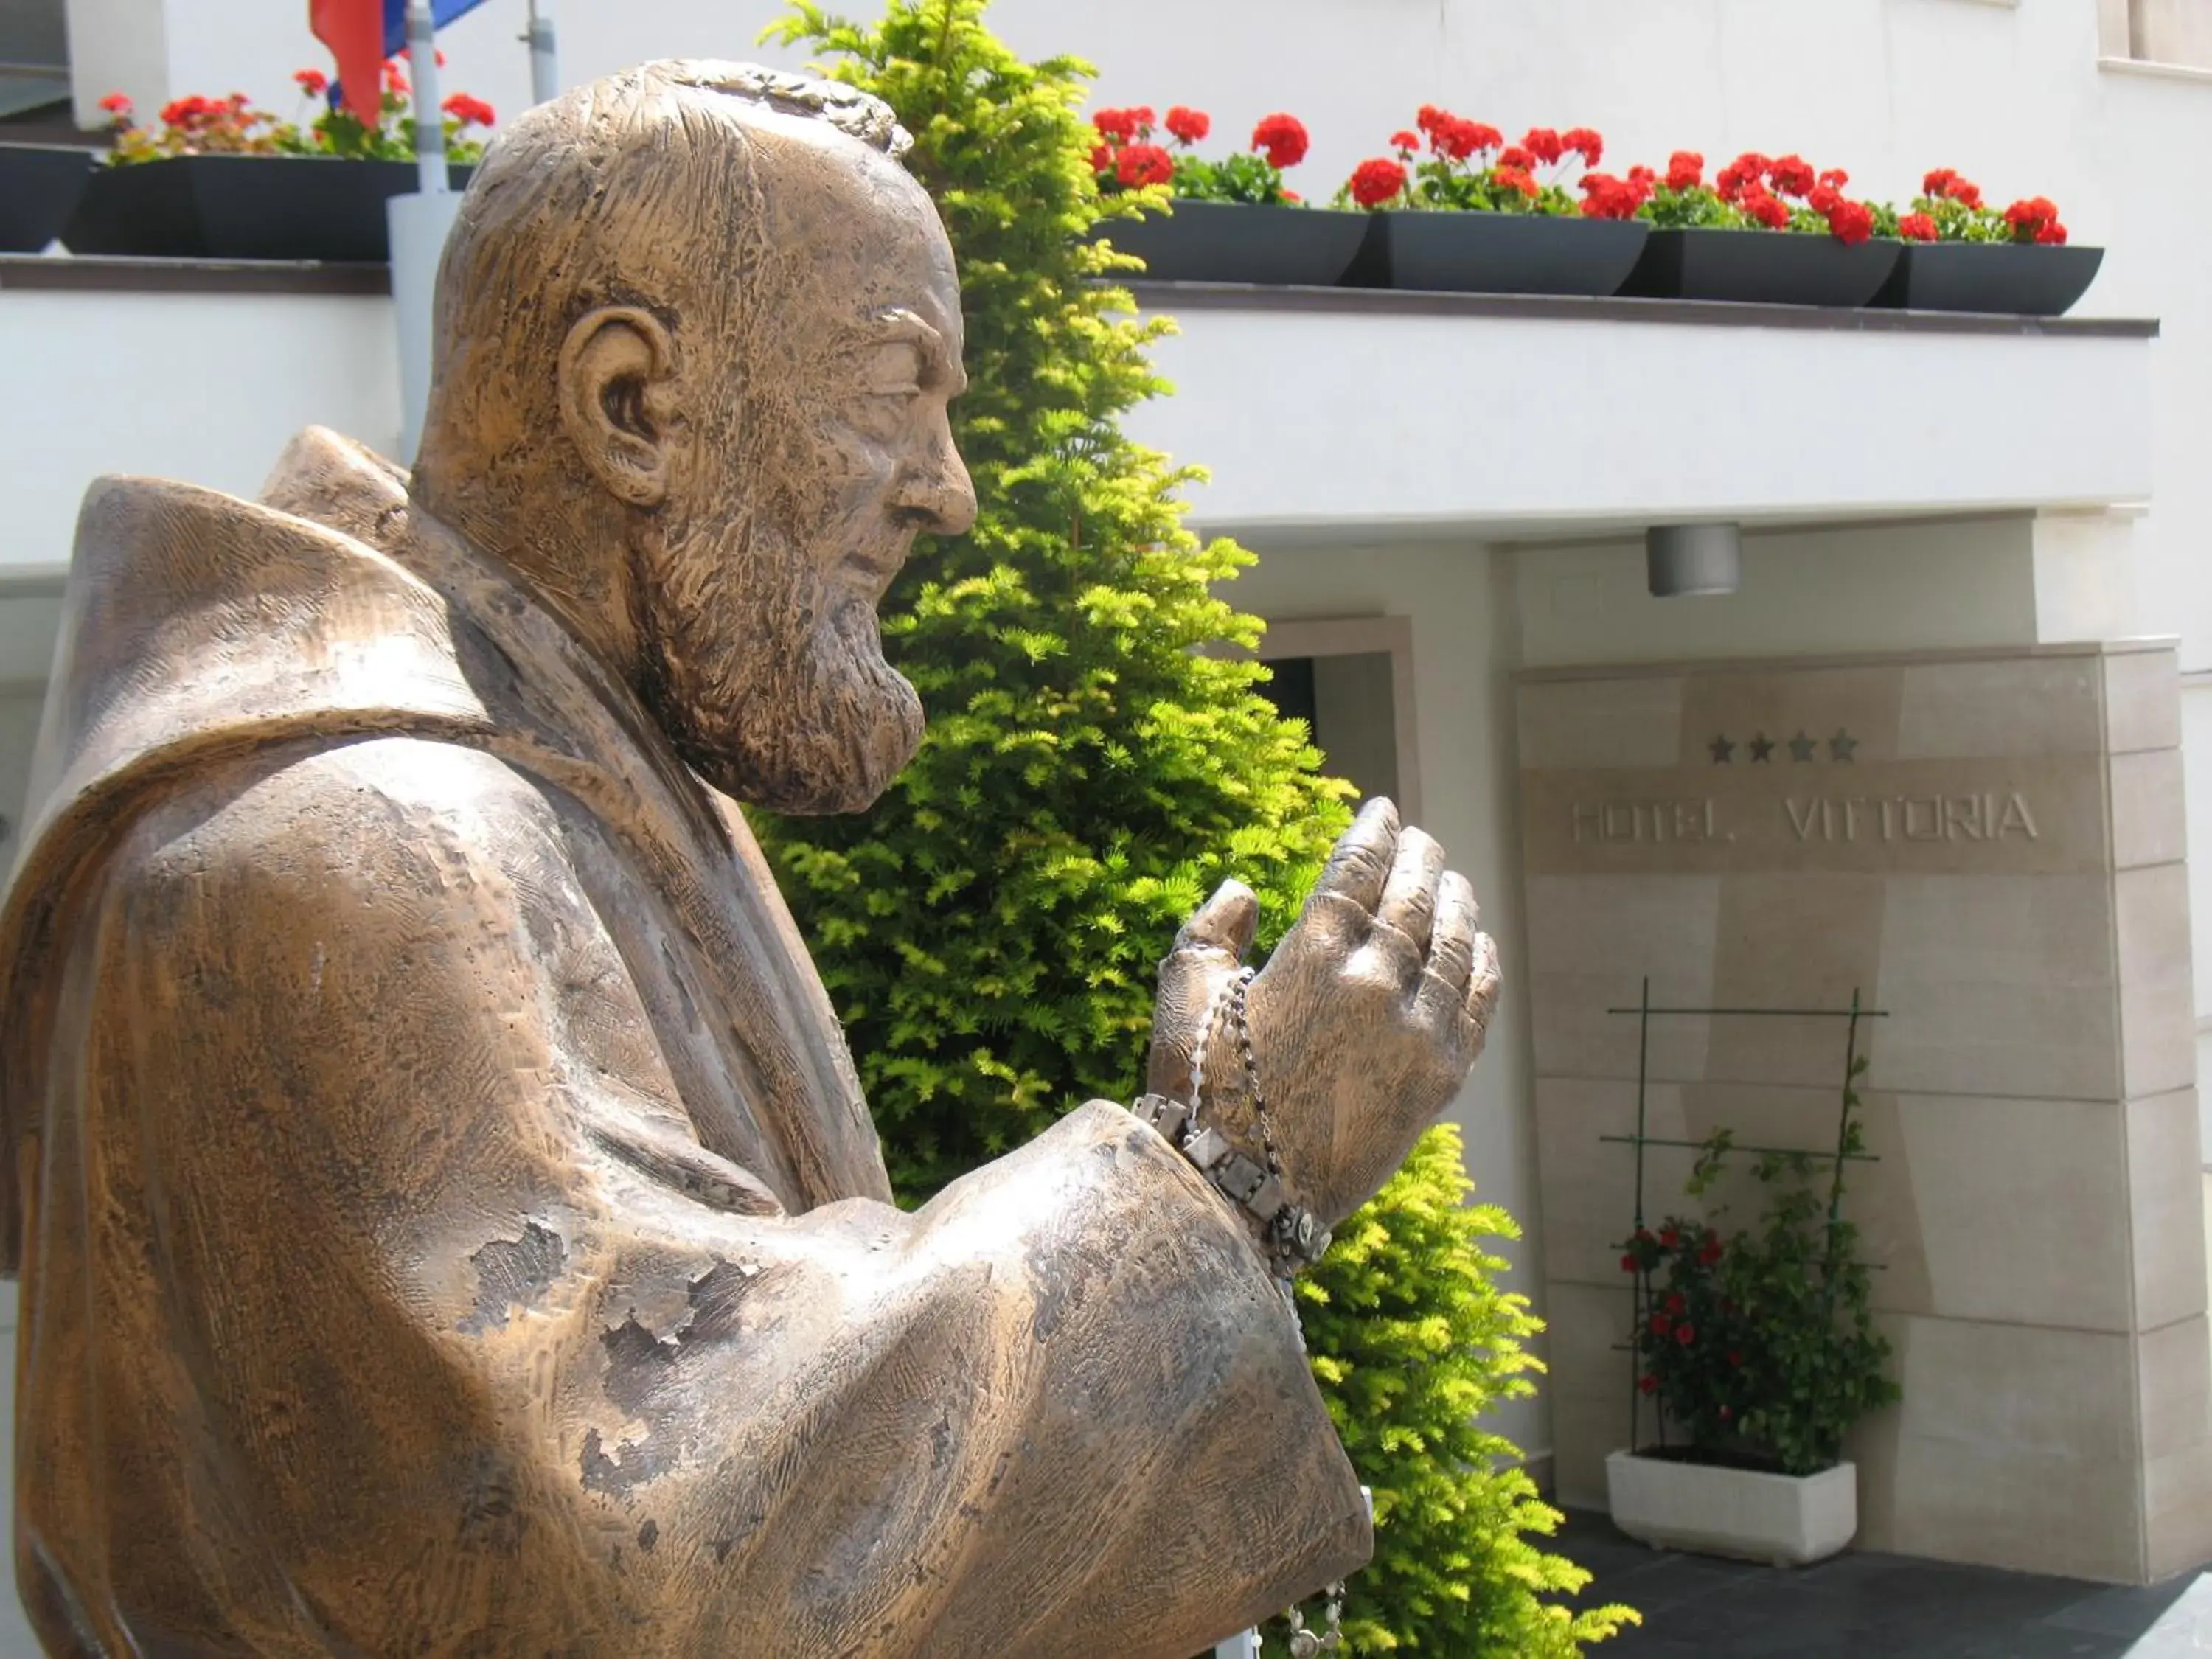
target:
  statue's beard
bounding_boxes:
[639,515,923,814]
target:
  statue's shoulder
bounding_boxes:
[109,735,571,921]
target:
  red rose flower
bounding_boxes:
[1114,142,1174,189]
[1676,1322,1697,1346]
[1825,199,1874,246]
[1493,164,1539,198]
[1665,1292,1686,1315]
[1899,211,1938,242]
[1390,129,1421,153]
[1639,1374,1660,1395]
[1620,1252,1640,1273]
[1728,1350,1744,1367]
[1349,156,1408,208]
[1252,112,1309,170]
[1634,1228,1656,1245]
[1562,125,1604,165]
[1164,105,1210,145]
[2037,220,2069,246]
[1767,153,1815,196]
[98,91,133,115]
[1498,144,1536,170]
[1659,1225,1681,1248]
[1666,150,1704,190]
[1521,126,1565,165]
[292,68,329,97]
[1650,1313,1672,1337]
[1719,1405,1733,1421]
[1697,1237,1724,1267]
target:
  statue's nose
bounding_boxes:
[894,438,976,537]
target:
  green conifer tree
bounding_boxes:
[755,3,1633,1649]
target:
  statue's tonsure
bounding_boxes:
[0,64,1499,1658]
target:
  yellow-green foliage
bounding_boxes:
[755,2,1634,1649]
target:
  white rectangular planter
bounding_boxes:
[1606,1449,1857,1567]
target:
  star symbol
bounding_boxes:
[1830,728,1858,762]
[1708,734,1734,764]
[1787,731,1817,762]
[1748,733,1775,763]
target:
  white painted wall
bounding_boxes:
[0,290,398,576]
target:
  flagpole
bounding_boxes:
[526,0,559,105]
[387,0,456,460]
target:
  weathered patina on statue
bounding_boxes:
[0,63,1500,1657]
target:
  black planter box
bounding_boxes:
[0,145,97,254]
[1346,209,1649,297]
[1097,200,1371,287]
[63,155,475,263]
[1871,241,2104,316]
[1620,227,1902,308]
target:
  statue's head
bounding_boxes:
[411,61,975,814]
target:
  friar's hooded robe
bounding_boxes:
[0,428,1366,1658]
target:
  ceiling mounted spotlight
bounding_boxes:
[1646,521,1742,598]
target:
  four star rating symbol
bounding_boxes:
[1711,728,1859,764]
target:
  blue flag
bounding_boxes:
[380,0,494,57]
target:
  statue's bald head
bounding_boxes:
[411,60,975,814]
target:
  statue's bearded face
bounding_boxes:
[642,187,973,815]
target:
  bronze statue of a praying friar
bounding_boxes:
[0,62,1500,1657]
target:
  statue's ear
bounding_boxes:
[557,306,681,509]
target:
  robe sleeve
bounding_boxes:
[68,739,1368,1658]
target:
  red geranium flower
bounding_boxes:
[1818,167,1849,190]
[1639,1374,1660,1394]
[1497,144,1536,170]
[1627,163,1655,187]
[1130,105,1156,127]
[1093,107,1138,144]
[442,92,495,129]
[1493,164,1538,198]
[1114,142,1173,189]
[1743,188,1791,230]
[1733,150,1773,181]
[1825,199,1874,245]
[292,68,328,97]
[1579,173,1643,220]
[98,91,133,115]
[1666,150,1704,190]
[384,61,411,97]
[1390,129,1421,153]
[1464,121,1503,154]
[1767,153,1816,196]
[1562,125,1604,165]
[1252,112,1309,170]
[1676,1322,1697,1346]
[1089,142,1113,175]
[1416,103,1450,136]
[1164,105,1210,145]
[1349,156,1408,208]
[1715,163,1747,203]
[2005,195,2062,237]
[1427,116,1480,161]
[1952,180,1983,208]
[1899,211,1938,242]
[2037,220,2069,246]
[1521,126,1565,165]
[1923,166,1957,197]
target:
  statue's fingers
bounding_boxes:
[1171,878,1258,965]
[1464,931,1502,1046]
[1375,827,1445,954]
[1308,797,1399,916]
[1426,872,1479,991]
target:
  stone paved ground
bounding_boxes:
[1554,1509,2212,1657]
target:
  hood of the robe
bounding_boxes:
[0,428,888,1271]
